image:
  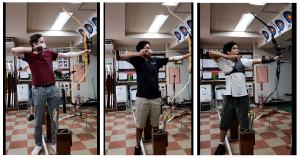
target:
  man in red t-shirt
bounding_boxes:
[11,34,90,155]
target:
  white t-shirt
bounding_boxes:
[216,57,253,97]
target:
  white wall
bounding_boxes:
[253,41,292,103]
[70,47,98,102]
[165,44,192,103]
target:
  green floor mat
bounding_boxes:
[266,102,292,113]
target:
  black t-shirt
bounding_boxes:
[129,56,169,98]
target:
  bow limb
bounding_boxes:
[167,6,192,101]
[252,12,282,106]
[61,7,89,94]
[167,6,192,73]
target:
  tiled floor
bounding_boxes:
[5,105,97,155]
[105,107,192,155]
[199,105,292,155]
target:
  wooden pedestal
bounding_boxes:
[228,115,239,141]
[142,116,152,143]
[152,129,168,155]
[55,128,72,155]
[45,112,52,142]
[239,130,255,155]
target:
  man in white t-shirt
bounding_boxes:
[209,41,281,155]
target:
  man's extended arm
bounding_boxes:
[168,53,191,62]
[252,55,282,65]
[57,49,91,58]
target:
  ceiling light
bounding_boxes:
[162,2,179,6]
[250,3,266,5]
[234,14,255,32]
[148,15,169,33]
[50,12,73,30]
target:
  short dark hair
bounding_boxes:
[223,41,238,54]
[136,40,151,52]
[29,34,43,47]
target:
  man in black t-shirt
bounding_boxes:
[121,40,191,155]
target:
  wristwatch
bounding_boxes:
[235,55,238,58]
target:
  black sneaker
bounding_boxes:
[28,114,34,121]
[134,146,141,155]
[214,144,226,155]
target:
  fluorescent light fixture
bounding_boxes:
[148,15,169,33]
[51,12,73,30]
[234,14,255,32]
[162,2,179,6]
[250,3,266,5]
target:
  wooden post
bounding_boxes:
[228,115,239,141]
[239,130,254,155]
[55,128,72,155]
[152,129,168,155]
[142,116,152,142]
[45,112,52,142]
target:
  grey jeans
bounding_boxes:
[32,84,60,146]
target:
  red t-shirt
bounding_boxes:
[23,50,58,86]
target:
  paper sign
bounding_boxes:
[119,73,127,80]
[52,62,58,70]
[256,66,268,82]
[169,67,180,83]
[158,72,165,79]
[20,71,29,78]
[245,71,253,78]
[201,89,210,96]
[218,72,225,79]
[203,72,212,79]
[133,73,137,80]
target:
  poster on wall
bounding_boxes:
[58,58,69,69]
[256,66,268,83]
[169,67,180,83]
[246,82,253,97]
[159,83,166,98]
[59,81,70,97]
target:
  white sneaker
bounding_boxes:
[52,144,56,153]
[31,146,42,155]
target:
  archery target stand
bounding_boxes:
[172,113,191,136]
[77,113,97,135]
[260,112,283,135]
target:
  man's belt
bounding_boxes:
[35,83,55,87]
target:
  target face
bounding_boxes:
[92,18,97,27]
[187,20,192,29]
[174,31,181,40]
[262,31,269,40]
[180,26,188,36]
[84,24,93,34]
[268,26,276,35]
[275,20,285,31]
[284,11,292,23]
[78,29,85,38]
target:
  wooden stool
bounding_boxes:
[55,128,72,155]
[152,129,168,155]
